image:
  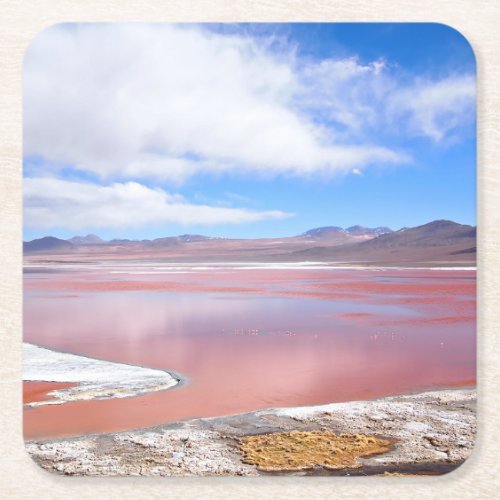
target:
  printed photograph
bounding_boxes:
[23,23,476,476]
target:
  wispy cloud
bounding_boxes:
[387,75,475,142]
[298,57,475,143]
[225,192,253,203]
[24,177,293,230]
[297,57,390,135]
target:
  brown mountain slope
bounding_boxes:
[285,221,476,266]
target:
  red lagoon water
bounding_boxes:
[23,267,476,439]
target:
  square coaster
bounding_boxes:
[23,22,476,477]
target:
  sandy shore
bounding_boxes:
[26,388,476,476]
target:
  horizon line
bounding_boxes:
[23,218,476,243]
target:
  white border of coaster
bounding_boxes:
[1,2,497,498]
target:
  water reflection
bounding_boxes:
[23,268,476,438]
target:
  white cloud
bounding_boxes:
[387,75,475,141]
[23,177,293,229]
[24,24,407,182]
[297,57,391,134]
[298,57,475,143]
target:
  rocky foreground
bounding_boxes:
[26,388,476,476]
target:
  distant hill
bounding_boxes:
[177,234,212,243]
[345,226,393,236]
[357,220,474,248]
[150,234,211,247]
[300,226,393,246]
[23,236,74,253]
[23,220,476,266]
[289,220,476,265]
[68,234,104,245]
[302,226,344,237]
[301,226,392,238]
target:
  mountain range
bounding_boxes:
[23,220,476,266]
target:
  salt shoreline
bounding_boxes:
[23,261,477,271]
[26,387,476,476]
[23,343,181,406]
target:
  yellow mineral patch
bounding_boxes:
[382,471,427,476]
[237,430,391,471]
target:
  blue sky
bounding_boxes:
[23,23,475,240]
